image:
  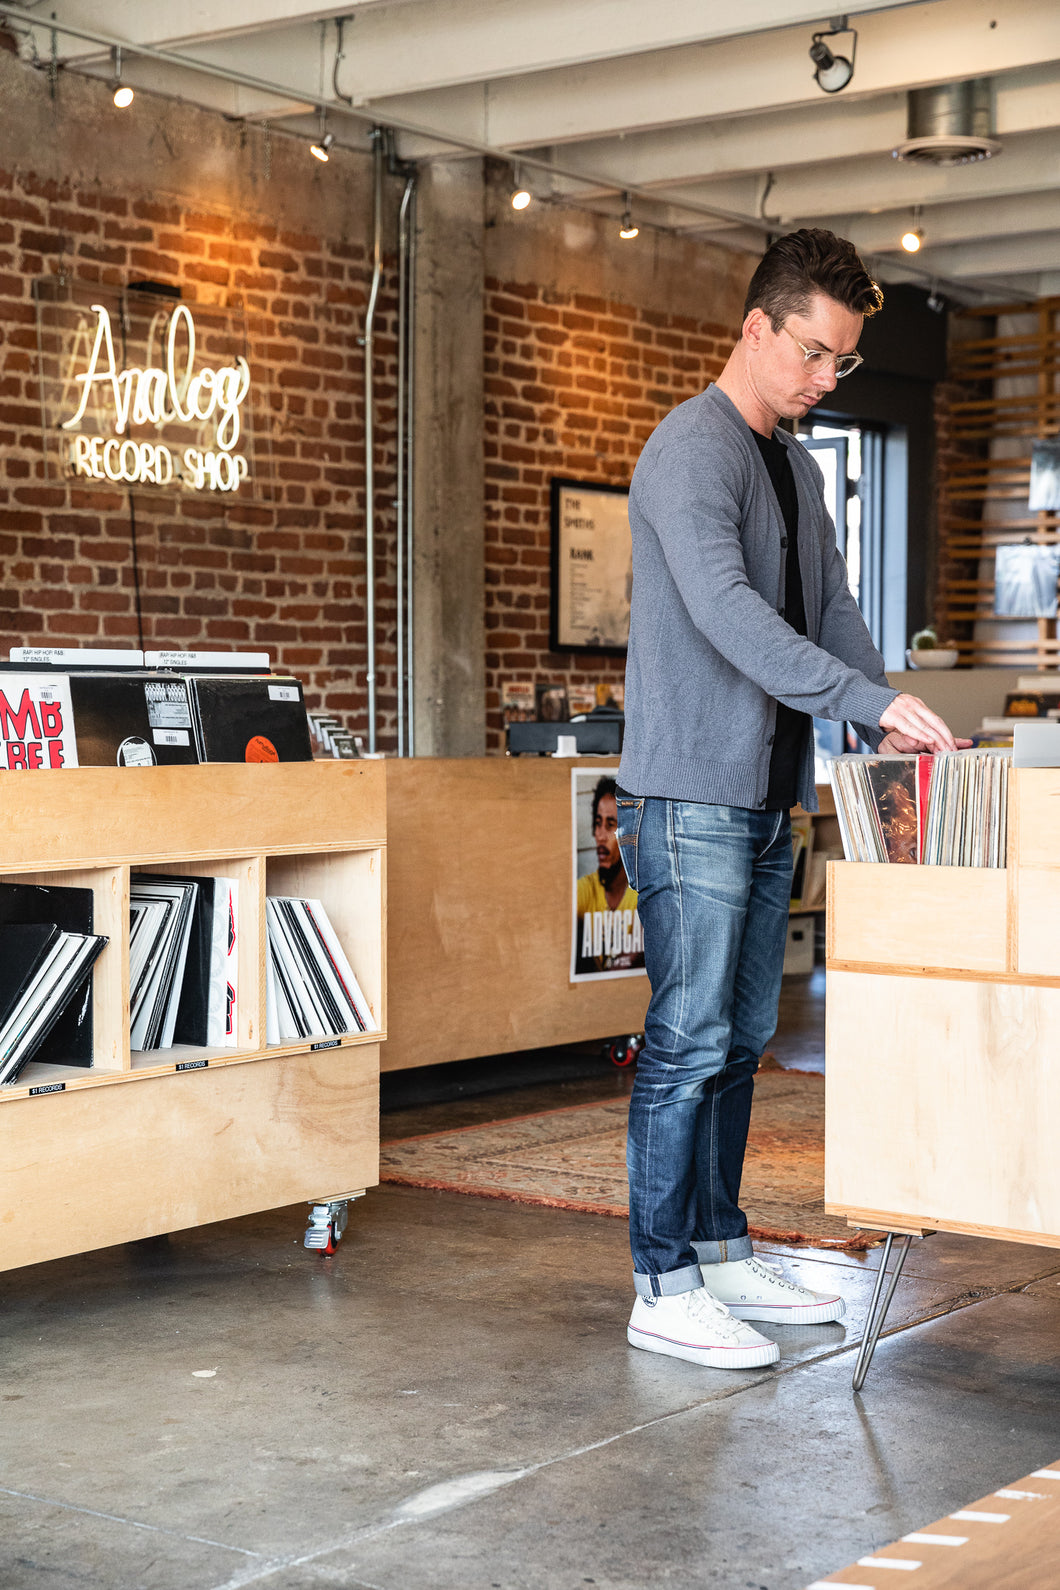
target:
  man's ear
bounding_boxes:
[743,307,767,350]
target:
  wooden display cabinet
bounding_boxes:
[383,756,649,1072]
[0,761,385,1273]
[824,765,1060,1385]
[383,758,838,1073]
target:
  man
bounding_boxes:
[575,775,641,975]
[615,228,967,1369]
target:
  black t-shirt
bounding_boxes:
[751,429,811,811]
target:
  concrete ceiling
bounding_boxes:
[7,0,1060,302]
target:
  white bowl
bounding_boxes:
[906,648,959,670]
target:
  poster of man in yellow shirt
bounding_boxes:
[571,769,646,981]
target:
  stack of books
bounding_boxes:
[0,883,108,1085]
[830,749,1010,867]
[266,896,377,1043]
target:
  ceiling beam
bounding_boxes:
[365,0,1060,152]
[906,232,1060,278]
[25,2,404,58]
[543,62,1060,198]
[70,54,315,121]
[826,191,1060,255]
[662,127,1060,229]
[42,0,924,95]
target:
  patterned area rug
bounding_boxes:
[380,1064,883,1251]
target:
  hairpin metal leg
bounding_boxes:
[852,1232,913,1393]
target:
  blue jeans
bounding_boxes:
[615,795,793,1299]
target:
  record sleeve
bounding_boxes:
[0,933,109,1086]
[0,882,97,1064]
[188,676,312,763]
[0,674,78,770]
[302,898,377,1033]
[69,673,198,766]
[156,875,237,1047]
[862,758,919,863]
[0,924,61,1030]
[129,879,199,1050]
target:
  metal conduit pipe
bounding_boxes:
[395,175,415,757]
[362,128,384,754]
[405,178,418,758]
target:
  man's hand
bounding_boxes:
[878,729,974,754]
[878,694,971,754]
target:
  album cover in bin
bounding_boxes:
[0,673,78,769]
[0,882,98,1066]
[188,676,313,763]
[69,673,199,766]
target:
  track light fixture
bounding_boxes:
[310,111,333,162]
[809,17,857,95]
[901,206,924,253]
[510,168,532,210]
[618,193,639,239]
[111,45,134,108]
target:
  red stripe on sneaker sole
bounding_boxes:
[629,1327,778,1363]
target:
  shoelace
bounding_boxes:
[683,1287,737,1328]
[746,1258,804,1293]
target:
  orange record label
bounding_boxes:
[245,735,279,763]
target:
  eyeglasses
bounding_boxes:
[781,325,863,379]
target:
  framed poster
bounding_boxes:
[994,544,1060,618]
[570,767,646,983]
[1028,439,1060,512]
[550,477,632,654]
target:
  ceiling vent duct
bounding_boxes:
[892,78,1001,166]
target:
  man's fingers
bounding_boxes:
[880,694,958,752]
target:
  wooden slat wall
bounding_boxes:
[938,295,1060,667]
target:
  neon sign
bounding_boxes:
[59,303,252,494]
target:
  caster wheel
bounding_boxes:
[304,1201,346,1252]
[608,1034,643,1068]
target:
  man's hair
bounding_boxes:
[592,775,617,827]
[743,228,883,331]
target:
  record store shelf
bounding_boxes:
[824,765,1060,1250]
[0,761,385,1272]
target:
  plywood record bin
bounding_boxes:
[0,762,385,1273]
[384,756,650,1072]
[383,757,836,1073]
[824,765,1060,1386]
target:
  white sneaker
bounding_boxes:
[627,1287,780,1369]
[701,1256,846,1325]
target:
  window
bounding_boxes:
[799,417,908,771]
[798,418,906,670]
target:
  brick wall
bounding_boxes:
[0,48,405,745]
[482,278,739,750]
[0,47,757,757]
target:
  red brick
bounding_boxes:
[131,199,182,224]
[184,261,230,286]
[128,248,180,275]
[184,211,229,236]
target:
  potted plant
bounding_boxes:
[906,626,959,669]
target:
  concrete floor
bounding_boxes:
[2,975,1058,1590]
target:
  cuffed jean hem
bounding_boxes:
[693,1236,754,1266]
[633,1262,704,1300]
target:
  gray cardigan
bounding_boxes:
[618,384,897,813]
